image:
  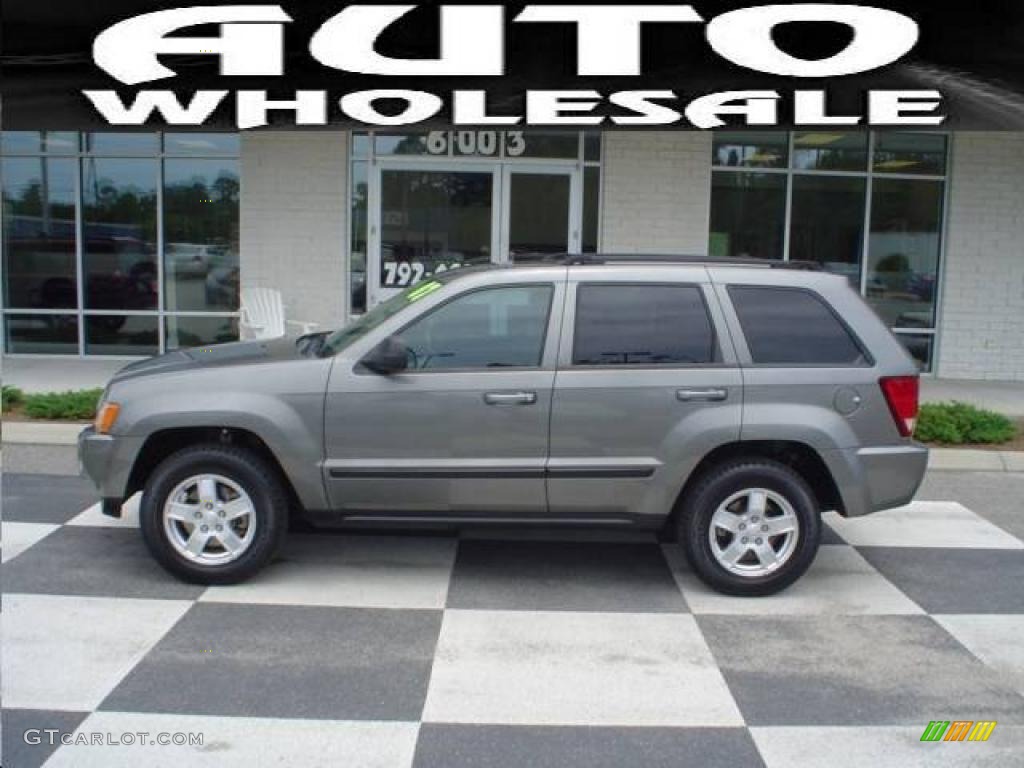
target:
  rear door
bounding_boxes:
[547,266,743,521]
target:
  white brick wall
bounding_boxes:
[240,131,349,329]
[600,132,712,254]
[937,132,1024,381]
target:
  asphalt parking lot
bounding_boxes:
[2,444,1023,768]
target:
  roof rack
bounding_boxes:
[510,253,821,270]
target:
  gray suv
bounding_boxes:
[79,256,928,596]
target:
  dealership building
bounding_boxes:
[1,129,1022,380]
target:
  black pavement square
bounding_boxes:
[413,725,765,768]
[2,473,98,524]
[857,547,1024,614]
[2,709,90,768]
[1,526,204,600]
[100,603,442,720]
[699,615,1024,726]
[446,540,689,612]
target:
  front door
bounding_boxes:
[324,277,565,518]
[501,166,580,260]
[370,164,499,306]
[368,163,580,308]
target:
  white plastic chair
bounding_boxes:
[239,287,318,340]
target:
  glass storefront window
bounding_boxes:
[163,159,240,312]
[2,157,78,309]
[866,178,944,329]
[873,133,947,175]
[709,131,947,370]
[164,133,240,155]
[712,131,788,168]
[4,314,78,353]
[1,132,241,355]
[166,315,239,349]
[710,172,786,260]
[374,133,431,156]
[81,158,158,311]
[84,133,160,155]
[793,132,868,172]
[895,333,933,372]
[85,315,159,356]
[0,132,78,155]
[789,175,866,282]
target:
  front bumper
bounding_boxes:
[825,442,929,517]
[78,426,144,516]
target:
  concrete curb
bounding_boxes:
[2,422,86,446]
[2,420,1022,473]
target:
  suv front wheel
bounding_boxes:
[679,459,821,596]
[140,443,288,584]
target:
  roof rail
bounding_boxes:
[511,253,822,270]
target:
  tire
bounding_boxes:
[678,458,821,596]
[140,443,288,584]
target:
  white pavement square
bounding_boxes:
[2,594,192,711]
[200,534,458,610]
[1,521,59,563]
[934,614,1024,697]
[824,501,1024,549]
[421,609,743,727]
[42,713,420,768]
[751,725,1024,768]
[664,545,925,615]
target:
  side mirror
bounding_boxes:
[361,336,409,375]
[295,331,328,357]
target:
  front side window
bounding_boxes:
[397,284,553,370]
[573,284,717,366]
[728,285,866,366]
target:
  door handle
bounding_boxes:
[484,391,537,406]
[676,388,728,402]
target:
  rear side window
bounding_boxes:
[728,285,866,365]
[573,284,717,366]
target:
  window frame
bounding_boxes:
[569,281,723,370]
[726,283,875,369]
[358,282,558,374]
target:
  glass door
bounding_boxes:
[501,166,581,261]
[369,163,499,306]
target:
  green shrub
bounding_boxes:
[915,401,1016,445]
[22,388,104,421]
[2,385,25,412]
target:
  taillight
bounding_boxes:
[879,376,919,437]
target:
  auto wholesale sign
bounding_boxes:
[4,1,1024,129]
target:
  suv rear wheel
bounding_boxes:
[140,444,288,584]
[678,459,821,596]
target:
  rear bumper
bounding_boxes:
[825,443,929,517]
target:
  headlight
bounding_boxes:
[94,402,121,434]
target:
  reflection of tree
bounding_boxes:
[82,175,157,238]
[164,171,239,246]
[4,180,75,225]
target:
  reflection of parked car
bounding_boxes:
[166,243,225,278]
[205,265,240,309]
[81,255,927,597]
[29,235,158,327]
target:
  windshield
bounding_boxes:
[318,280,445,356]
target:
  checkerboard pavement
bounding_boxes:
[3,473,1024,768]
